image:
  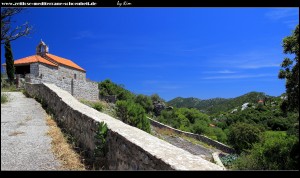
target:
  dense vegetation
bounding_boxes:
[98,79,134,101]
[116,100,150,133]
[233,131,298,170]
[98,79,153,133]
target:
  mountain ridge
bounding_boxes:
[167,91,278,114]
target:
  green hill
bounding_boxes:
[167,92,275,114]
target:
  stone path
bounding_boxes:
[1,92,61,170]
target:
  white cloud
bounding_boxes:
[265,8,299,20]
[202,74,276,80]
[265,8,299,28]
[203,70,237,74]
[211,49,283,69]
[283,20,299,29]
[237,63,280,69]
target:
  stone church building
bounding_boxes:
[2,40,99,101]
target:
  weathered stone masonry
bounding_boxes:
[25,82,223,170]
[149,118,235,154]
[26,62,98,101]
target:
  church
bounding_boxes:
[2,40,99,101]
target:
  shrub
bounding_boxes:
[98,79,134,101]
[1,93,8,103]
[233,131,299,170]
[92,102,103,112]
[116,100,150,133]
[134,94,154,114]
[228,122,261,153]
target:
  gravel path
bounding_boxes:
[1,92,61,170]
[151,126,220,161]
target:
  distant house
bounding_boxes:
[258,100,264,103]
[209,124,215,127]
[2,40,99,101]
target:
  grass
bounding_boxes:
[46,115,86,170]
[79,98,117,118]
[1,84,20,92]
[153,126,214,149]
[155,127,177,137]
[1,93,8,104]
[180,134,214,149]
[79,99,105,112]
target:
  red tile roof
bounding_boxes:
[46,53,85,72]
[2,53,85,72]
[8,55,58,67]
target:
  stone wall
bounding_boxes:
[57,65,86,81]
[25,63,99,101]
[24,82,223,170]
[73,80,99,101]
[37,63,58,82]
[149,118,235,154]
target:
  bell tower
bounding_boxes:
[36,39,49,56]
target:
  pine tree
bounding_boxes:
[5,40,15,84]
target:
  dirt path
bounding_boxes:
[1,92,61,170]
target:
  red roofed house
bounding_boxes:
[2,40,99,101]
[258,100,264,103]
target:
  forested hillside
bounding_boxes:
[168,92,272,114]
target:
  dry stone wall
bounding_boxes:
[149,118,235,154]
[25,82,223,170]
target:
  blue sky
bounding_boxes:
[1,8,299,101]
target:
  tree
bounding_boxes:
[1,8,32,44]
[228,122,261,153]
[98,79,134,101]
[4,40,14,83]
[134,94,154,114]
[116,100,150,133]
[278,24,299,112]
[150,93,165,103]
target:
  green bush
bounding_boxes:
[92,102,103,112]
[134,94,154,114]
[1,83,18,92]
[192,120,209,135]
[98,79,134,101]
[233,131,299,170]
[116,100,150,133]
[94,121,108,157]
[228,122,261,153]
[1,93,8,103]
[212,127,227,143]
[79,99,104,112]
